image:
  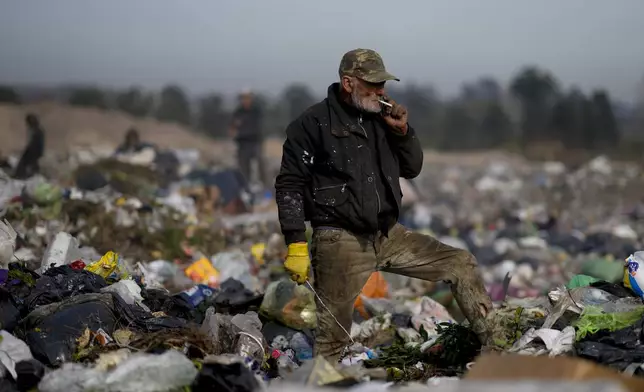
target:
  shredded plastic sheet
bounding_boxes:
[573,305,644,340]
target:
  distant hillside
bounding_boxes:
[0,102,284,162]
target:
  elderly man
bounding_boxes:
[274,48,499,362]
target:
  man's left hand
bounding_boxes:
[382,99,409,135]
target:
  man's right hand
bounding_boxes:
[284,242,311,284]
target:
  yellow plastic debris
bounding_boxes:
[85,251,128,280]
[185,257,220,287]
[251,243,266,265]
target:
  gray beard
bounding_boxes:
[351,89,381,113]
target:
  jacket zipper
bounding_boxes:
[358,115,381,215]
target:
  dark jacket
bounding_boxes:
[232,105,263,143]
[14,125,45,179]
[275,83,424,244]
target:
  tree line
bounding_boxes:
[0,65,640,155]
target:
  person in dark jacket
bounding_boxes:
[114,127,155,155]
[229,90,267,187]
[275,48,500,362]
[14,113,45,179]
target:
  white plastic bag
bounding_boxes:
[0,331,33,380]
[0,219,17,268]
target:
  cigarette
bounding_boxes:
[378,99,393,108]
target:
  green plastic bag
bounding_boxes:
[566,274,601,289]
[581,258,624,283]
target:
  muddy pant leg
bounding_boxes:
[312,229,375,362]
[376,224,495,344]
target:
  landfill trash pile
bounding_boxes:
[3,154,644,391]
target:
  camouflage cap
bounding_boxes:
[339,48,400,83]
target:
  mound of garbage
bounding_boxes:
[2,154,644,391]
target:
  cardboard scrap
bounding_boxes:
[466,354,644,392]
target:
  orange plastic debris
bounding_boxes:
[354,271,389,319]
[185,257,220,287]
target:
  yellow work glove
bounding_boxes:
[284,242,311,284]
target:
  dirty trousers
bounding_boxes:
[311,223,494,362]
[237,141,267,186]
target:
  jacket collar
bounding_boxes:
[327,83,379,138]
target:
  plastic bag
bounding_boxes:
[22,293,117,366]
[260,280,316,330]
[574,304,644,340]
[15,359,46,391]
[185,257,220,287]
[543,286,623,329]
[354,272,389,319]
[0,331,33,380]
[210,250,255,290]
[25,265,107,312]
[26,182,63,206]
[581,258,623,283]
[85,251,128,281]
[409,296,455,334]
[213,278,263,314]
[201,308,235,355]
[110,291,187,332]
[576,340,644,371]
[191,361,261,392]
[38,350,197,392]
[590,281,636,298]
[290,332,313,361]
[566,274,600,289]
[2,262,40,301]
[101,279,148,311]
[0,220,17,269]
[96,350,198,392]
[361,297,403,318]
[0,287,20,332]
[143,289,197,320]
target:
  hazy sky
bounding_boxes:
[1,0,643,102]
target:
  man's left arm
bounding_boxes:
[389,124,423,179]
[381,99,424,179]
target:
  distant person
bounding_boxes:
[229,89,267,187]
[14,113,45,179]
[114,128,154,155]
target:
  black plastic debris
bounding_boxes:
[24,265,107,312]
[589,281,636,299]
[2,263,40,301]
[143,288,197,320]
[191,361,261,392]
[214,278,263,315]
[0,287,20,332]
[111,291,187,332]
[20,293,117,367]
[15,359,46,392]
[576,316,644,372]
